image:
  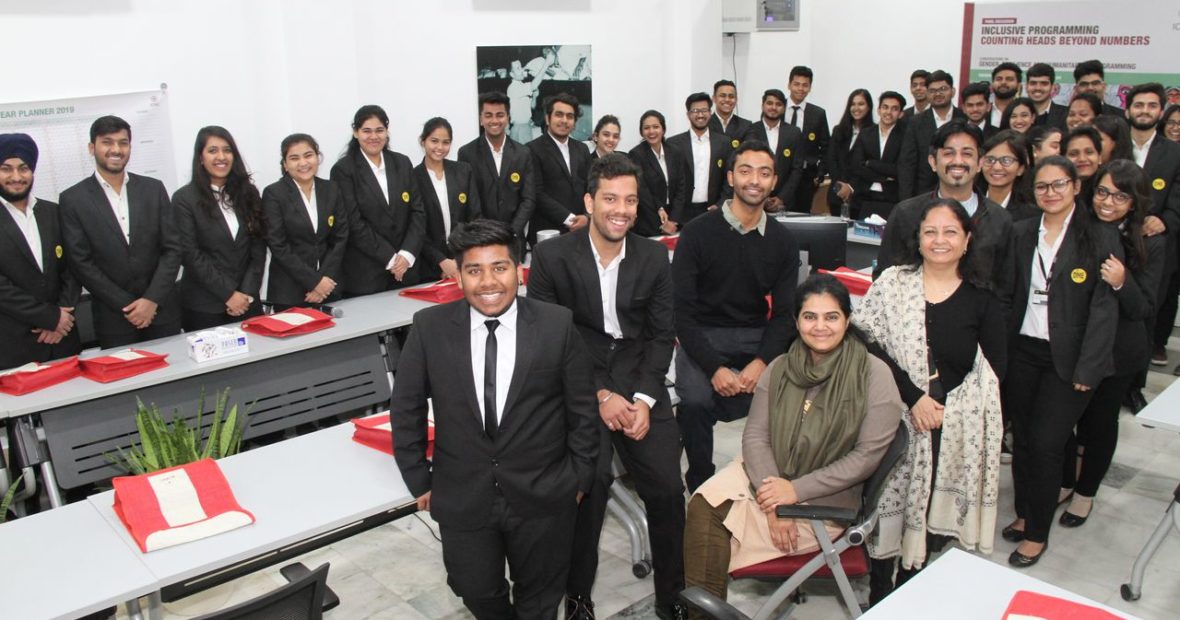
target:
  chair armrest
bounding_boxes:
[678,586,752,620]
[776,504,858,524]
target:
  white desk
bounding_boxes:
[0,500,159,620]
[862,549,1137,619]
[1136,376,1180,432]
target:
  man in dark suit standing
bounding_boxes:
[850,91,907,219]
[0,134,80,368]
[59,116,181,348]
[708,80,752,142]
[785,66,830,215]
[391,219,598,620]
[458,92,536,256]
[668,92,734,224]
[1027,63,1068,130]
[529,155,685,620]
[1073,60,1125,117]
[527,93,590,247]
[897,70,966,199]
[961,81,997,141]
[742,89,803,212]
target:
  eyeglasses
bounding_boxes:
[981,155,1019,167]
[928,86,951,95]
[1033,178,1073,195]
[1094,185,1132,205]
[1166,120,1180,129]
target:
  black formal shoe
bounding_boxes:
[655,601,688,620]
[565,595,595,620]
[1124,390,1148,414]
[1001,524,1025,542]
[1008,541,1048,568]
[1059,500,1093,527]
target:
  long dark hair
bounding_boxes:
[1092,115,1133,162]
[999,97,1037,130]
[1092,159,1151,270]
[1033,155,1099,260]
[897,197,985,287]
[979,129,1034,206]
[345,105,392,160]
[191,126,264,237]
[1158,104,1180,139]
[834,89,874,143]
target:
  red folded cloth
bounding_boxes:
[80,349,169,383]
[112,458,255,553]
[240,307,334,337]
[818,266,872,296]
[351,412,434,457]
[655,235,679,251]
[1002,590,1125,620]
[0,356,81,395]
[399,279,464,304]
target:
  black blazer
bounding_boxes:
[666,129,734,208]
[1002,215,1120,386]
[1034,102,1069,131]
[412,160,483,281]
[390,296,599,530]
[59,173,181,338]
[741,121,804,206]
[790,102,831,181]
[709,113,753,141]
[528,229,675,414]
[527,133,592,244]
[897,107,968,199]
[1109,232,1166,375]
[850,123,904,204]
[0,199,81,368]
[261,176,347,306]
[330,149,425,294]
[457,136,536,239]
[172,183,265,314]
[627,141,688,236]
[1141,136,1180,234]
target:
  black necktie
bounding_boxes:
[483,319,500,437]
[790,105,800,127]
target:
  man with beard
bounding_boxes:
[742,89,804,212]
[990,62,1023,127]
[1026,63,1068,130]
[672,140,800,493]
[876,121,1012,285]
[903,69,931,118]
[528,93,591,247]
[0,134,80,368]
[709,80,752,141]
[961,81,997,140]
[1073,60,1124,117]
[898,70,966,199]
[668,92,734,223]
[529,154,686,620]
[59,115,181,348]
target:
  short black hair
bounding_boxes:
[929,120,984,154]
[910,69,931,84]
[789,66,814,83]
[90,115,131,143]
[1063,125,1104,158]
[279,133,320,176]
[713,79,737,93]
[1073,59,1105,81]
[587,153,641,197]
[928,70,954,88]
[543,92,582,119]
[479,91,510,114]
[685,92,713,111]
[1027,63,1056,83]
[961,81,991,102]
[731,139,775,169]
[879,90,907,109]
[1126,82,1166,108]
[1070,92,1103,117]
[762,89,787,105]
[638,109,666,135]
[992,62,1023,82]
[448,219,520,266]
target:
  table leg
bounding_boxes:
[1121,501,1177,600]
[39,461,64,508]
[125,596,145,620]
[148,590,164,620]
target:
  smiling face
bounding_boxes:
[282,141,319,184]
[1065,136,1100,179]
[1067,99,1096,130]
[918,205,970,270]
[762,96,785,122]
[585,174,638,243]
[641,115,664,146]
[1033,164,1080,216]
[547,101,577,140]
[981,142,1025,192]
[1165,108,1180,143]
[728,149,777,210]
[1127,92,1163,131]
[928,80,954,110]
[1075,73,1105,97]
[201,136,233,185]
[788,75,812,105]
[796,292,849,360]
[992,69,1020,99]
[458,243,519,317]
[594,122,620,154]
[480,102,508,139]
[354,117,388,159]
[0,157,33,203]
[962,94,990,124]
[422,126,452,165]
[714,85,737,116]
[1092,172,1133,223]
[688,100,712,131]
[878,97,902,129]
[910,77,929,105]
[1008,104,1035,133]
[928,133,980,192]
[89,129,131,175]
[849,93,869,123]
[1026,76,1053,104]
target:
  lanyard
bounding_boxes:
[1036,246,1053,291]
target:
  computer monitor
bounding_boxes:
[775,215,848,272]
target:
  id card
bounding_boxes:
[1032,289,1049,306]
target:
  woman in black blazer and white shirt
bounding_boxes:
[262,133,347,309]
[826,88,873,216]
[173,126,266,330]
[412,117,482,282]
[1000,155,1120,567]
[628,110,687,236]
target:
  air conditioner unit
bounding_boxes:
[721,0,756,33]
[723,0,801,33]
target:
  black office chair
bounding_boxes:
[192,562,330,620]
[680,423,909,620]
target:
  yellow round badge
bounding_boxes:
[731,139,740,148]
[808,132,816,141]
[716,158,724,168]
[328,215,335,228]
[510,172,521,183]
[1153,178,1166,191]
[1071,268,1087,284]
[55,245,63,259]
[783,148,792,158]
[401,191,410,203]
[459,192,468,204]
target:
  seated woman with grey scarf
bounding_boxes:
[683,275,904,606]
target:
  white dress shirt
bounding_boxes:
[212,185,239,239]
[588,239,656,408]
[1020,209,1075,340]
[690,130,711,203]
[95,170,131,242]
[429,168,453,239]
[870,126,894,193]
[297,181,318,233]
[764,121,780,152]
[485,135,505,176]
[933,106,956,129]
[1,197,42,271]
[790,100,808,128]
[470,301,518,423]
[366,153,390,204]
[1133,132,1155,168]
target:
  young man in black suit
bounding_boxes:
[672,141,800,493]
[898,70,966,200]
[903,69,931,118]
[742,89,803,212]
[961,81,997,140]
[529,154,686,620]
[527,93,591,247]
[1073,60,1125,117]
[850,91,907,219]
[458,91,537,256]
[989,62,1023,127]
[391,219,599,620]
[59,115,181,348]
[785,66,830,214]
[708,80,752,141]
[0,134,80,368]
[1026,63,1068,130]
[668,92,734,223]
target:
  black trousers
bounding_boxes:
[567,408,685,607]
[440,493,577,620]
[1151,252,1178,349]
[1069,372,1134,497]
[1004,336,1094,543]
[791,174,820,214]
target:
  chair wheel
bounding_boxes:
[791,590,807,604]
[1120,584,1140,601]
[632,560,652,578]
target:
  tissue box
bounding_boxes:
[852,220,884,240]
[187,327,249,363]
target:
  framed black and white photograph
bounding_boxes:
[476,45,593,142]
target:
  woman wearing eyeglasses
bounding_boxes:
[1160,104,1180,143]
[999,155,1120,567]
[980,130,1038,221]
